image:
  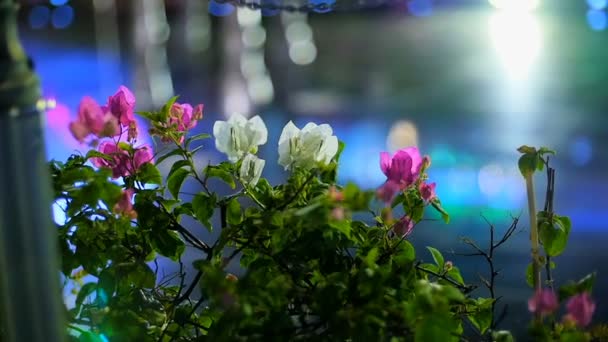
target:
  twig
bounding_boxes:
[277,172,316,210]
[543,158,556,290]
[415,262,476,293]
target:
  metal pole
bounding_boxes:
[0,1,64,341]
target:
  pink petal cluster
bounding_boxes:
[169,103,203,132]
[114,189,137,219]
[377,147,423,204]
[528,288,559,316]
[419,182,437,203]
[392,215,414,238]
[564,292,596,327]
[91,142,154,179]
[68,97,119,142]
[69,86,138,143]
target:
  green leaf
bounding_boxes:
[193,193,215,230]
[155,148,183,165]
[431,200,450,224]
[526,263,534,288]
[426,246,445,269]
[150,229,186,261]
[447,266,465,285]
[85,150,113,162]
[160,95,179,122]
[468,298,494,334]
[393,241,416,266]
[75,282,97,311]
[138,163,162,185]
[517,145,537,154]
[226,198,242,225]
[78,332,106,342]
[539,215,571,257]
[167,168,189,199]
[492,331,515,342]
[538,146,556,156]
[329,220,352,238]
[130,262,156,289]
[186,133,211,148]
[558,272,596,301]
[518,153,539,177]
[205,165,235,189]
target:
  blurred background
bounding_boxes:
[22,0,608,337]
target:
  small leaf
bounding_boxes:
[167,168,189,199]
[447,266,465,285]
[193,193,215,230]
[226,198,242,225]
[156,148,183,165]
[538,147,556,156]
[160,95,179,122]
[517,145,537,154]
[150,229,186,261]
[75,282,97,311]
[526,263,534,287]
[205,165,235,189]
[426,246,445,269]
[539,215,571,257]
[138,163,162,185]
[518,153,539,177]
[558,272,596,301]
[329,220,352,238]
[431,200,450,224]
[186,133,211,148]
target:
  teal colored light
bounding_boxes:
[99,334,109,342]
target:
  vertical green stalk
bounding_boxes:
[525,174,541,292]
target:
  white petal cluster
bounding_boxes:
[278,121,339,171]
[213,113,268,162]
[239,153,265,186]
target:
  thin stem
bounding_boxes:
[415,262,476,293]
[525,174,542,294]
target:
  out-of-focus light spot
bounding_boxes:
[488,0,539,11]
[99,334,109,342]
[208,0,235,16]
[242,26,266,48]
[570,136,593,166]
[446,166,478,195]
[241,51,266,79]
[45,97,57,110]
[587,9,607,31]
[386,120,418,152]
[478,163,505,196]
[50,0,69,6]
[261,0,280,16]
[289,41,317,65]
[309,0,336,13]
[407,0,433,17]
[237,7,261,26]
[489,11,541,80]
[29,6,50,29]
[247,75,274,105]
[587,0,607,10]
[224,74,251,117]
[429,145,457,166]
[286,22,313,43]
[51,5,74,29]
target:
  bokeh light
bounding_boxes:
[50,0,69,6]
[247,74,274,104]
[407,0,433,17]
[569,136,593,166]
[28,6,50,29]
[489,11,542,80]
[587,9,607,31]
[286,22,313,44]
[488,0,540,11]
[237,7,261,26]
[242,26,266,48]
[208,0,235,17]
[289,40,317,65]
[478,163,505,197]
[386,120,419,152]
[587,0,608,10]
[51,5,74,29]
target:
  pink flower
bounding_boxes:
[133,145,154,170]
[565,292,596,327]
[330,207,345,220]
[107,85,136,127]
[328,186,344,202]
[376,180,401,204]
[114,189,137,219]
[169,103,204,132]
[68,97,119,142]
[393,215,414,238]
[419,182,437,203]
[528,288,558,316]
[91,141,131,178]
[380,147,423,187]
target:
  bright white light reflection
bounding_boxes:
[489,11,542,80]
[478,163,504,196]
[386,120,418,153]
[489,0,539,11]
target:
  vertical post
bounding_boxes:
[0,1,64,341]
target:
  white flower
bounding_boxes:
[213,113,268,162]
[239,153,265,187]
[278,121,339,170]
